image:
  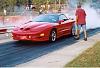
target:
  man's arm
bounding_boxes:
[84,9,86,16]
[75,10,78,24]
[75,10,78,16]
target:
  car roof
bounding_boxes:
[41,13,65,16]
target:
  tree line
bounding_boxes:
[0,0,66,12]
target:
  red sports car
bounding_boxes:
[12,14,75,42]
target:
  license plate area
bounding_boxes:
[20,36,27,39]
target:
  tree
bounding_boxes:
[0,0,66,12]
[32,0,47,11]
[16,0,27,6]
[32,0,66,11]
[0,0,16,12]
[77,0,87,4]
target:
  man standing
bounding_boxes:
[75,4,87,41]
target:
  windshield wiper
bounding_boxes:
[35,21,45,22]
[25,21,32,24]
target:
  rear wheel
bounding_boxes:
[49,30,57,42]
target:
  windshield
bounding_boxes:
[32,15,59,23]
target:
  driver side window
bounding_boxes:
[59,15,68,21]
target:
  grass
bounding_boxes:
[65,41,100,67]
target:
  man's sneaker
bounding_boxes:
[84,38,87,41]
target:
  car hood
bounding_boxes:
[14,21,56,32]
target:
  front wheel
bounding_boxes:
[69,28,74,37]
[49,30,57,42]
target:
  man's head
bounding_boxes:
[77,4,81,8]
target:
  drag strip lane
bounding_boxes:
[0,28,100,67]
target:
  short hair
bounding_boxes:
[77,4,81,8]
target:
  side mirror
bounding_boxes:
[58,20,64,24]
[69,18,74,20]
[63,19,69,21]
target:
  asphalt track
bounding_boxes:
[0,28,100,67]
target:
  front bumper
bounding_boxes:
[12,33,49,41]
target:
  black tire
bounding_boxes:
[49,30,57,42]
[69,28,74,37]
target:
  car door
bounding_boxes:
[57,14,67,36]
[59,14,73,35]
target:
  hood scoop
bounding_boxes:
[20,28,24,30]
[20,28,30,31]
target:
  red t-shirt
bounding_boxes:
[75,8,86,24]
